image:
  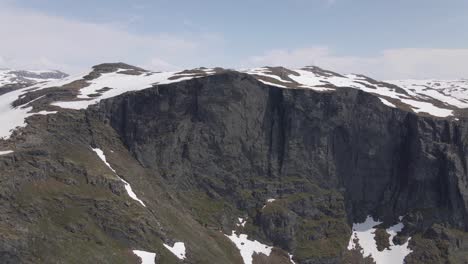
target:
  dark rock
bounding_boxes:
[2,70,468,263]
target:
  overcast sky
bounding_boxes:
[0,0,467,79]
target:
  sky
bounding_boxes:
[0,0,467,79]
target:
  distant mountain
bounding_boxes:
[0,68,68,94]
[0,63,467,264]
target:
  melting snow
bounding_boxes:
[51,69,212,110]
[379,98,397,108]
[245,68,293,83]
[258,80,288,88]
[387,79,468,109]
[29,72,85,91]
[132,250,156,264]
[225,232,273,264]
[347,216,412,264]
[288,69,335,91]
[163,242,186,260]
[288,253,297,264]
[0,150,14,155]
[0,87,56,139]
[2,66,465,141]
[0,69,60,87]
[245,68,464,117]
[0,67,215,140]
[91,148,146,207]
[33,110,58,115]
[262,198,276,209]
[399,99,453,117]
[237,217,247,227]
[92,148,116,173]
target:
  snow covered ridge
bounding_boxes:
[348,216,412,264]
[0,64,219,140]
[245,66,468,118]
[35,65,219,110]
[0,68,67,139]
[0,63,467,141]
[0,69,67,88]
[35,63,468,118]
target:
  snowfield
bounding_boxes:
[387,79,468,109]
[347,216,412,264]
[0,86,57,139]
[52,69,214,110]
[0,69,62,87]
[248,67,465,118]
[244,68,293,84]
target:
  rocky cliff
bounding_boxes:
[1,64,468,263]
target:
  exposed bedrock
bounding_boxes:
[91,71,468,262]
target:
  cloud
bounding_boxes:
[144,58,180,72]
[0,3,223,73]
[247,47,468,79]
[1,2,466,80]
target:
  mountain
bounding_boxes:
[0,62,467,264]
[0,69,68,94]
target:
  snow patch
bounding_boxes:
[225,232,272,264]
[132,250,156,264]
[92,148,116,173]
[246,68,464,117]
[121,178,146,207]
[288,69,335,91]
[288,253,297,264]
[387,79,468,109]
[0,87,57,139]
[30,72,91,91]
[32,110,58,115]
[379,98,397,108]
[347,216,412,264]
[50,69,213,110]
[91,148,146,207]
[262,198,276,209]
[258,80,288,88]
[0,69,64,87]
[237,217,247,227]
[400,99,453,117]
[0,150,14,155]
[245,68,293,83]
[163,242,186,260]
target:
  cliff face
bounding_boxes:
[2,69,468,263]
[92,72,468,262]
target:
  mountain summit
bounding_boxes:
[0,63,467,264]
